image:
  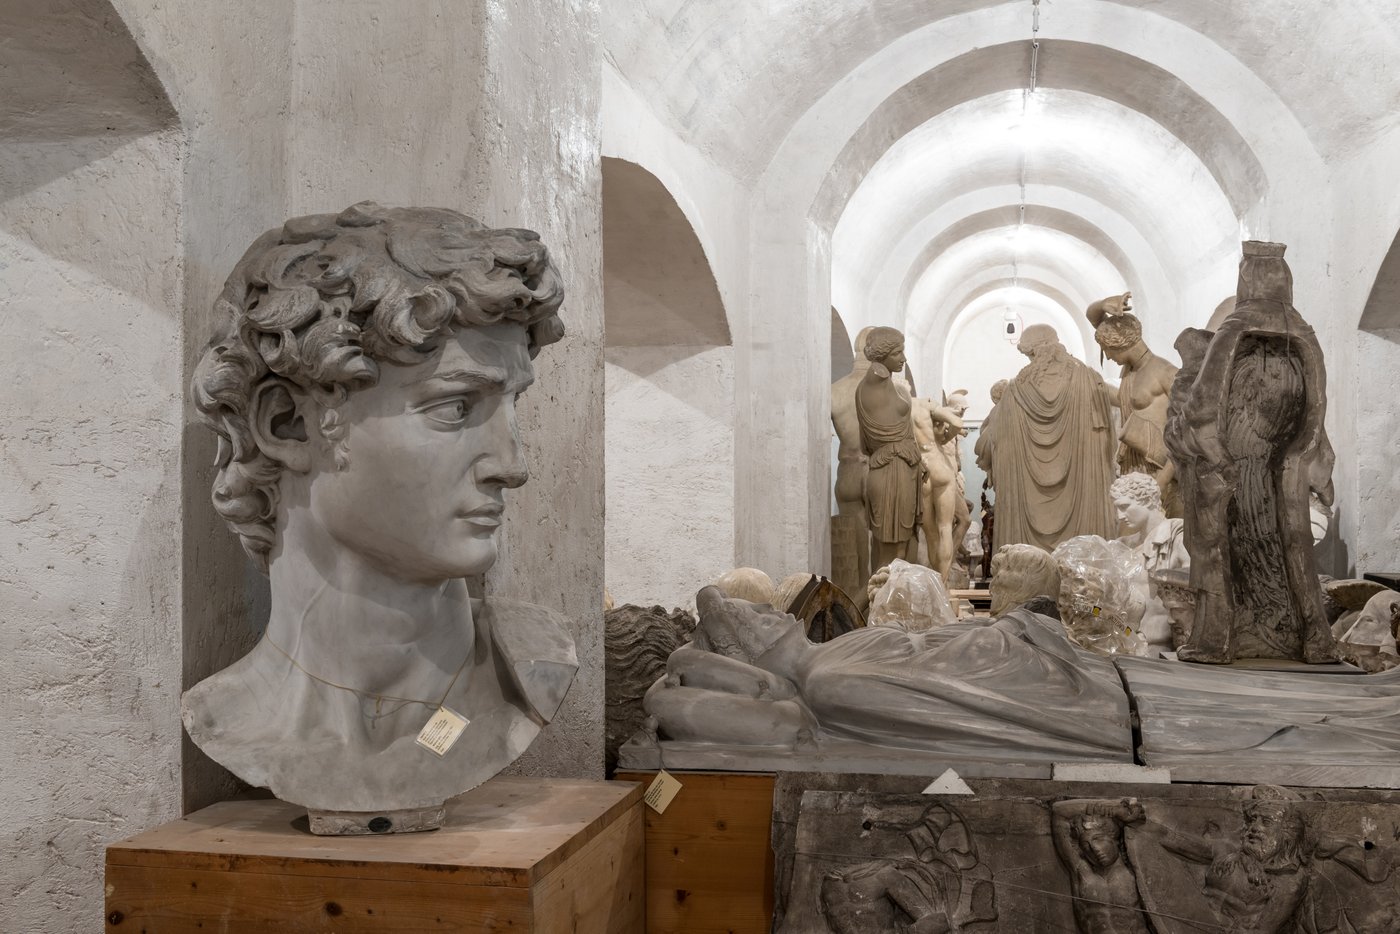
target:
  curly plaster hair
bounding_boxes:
[863,326,905,364]
[193,201,566,569]
[1110,472,1162,512]
[1093,312,1143,351]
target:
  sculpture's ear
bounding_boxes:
[248,378,313,473]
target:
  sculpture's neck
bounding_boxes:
[263,515,475,702]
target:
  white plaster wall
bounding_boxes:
[0,129,184,931]
[605,345,735,610]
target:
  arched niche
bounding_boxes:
[603,156,731,348]
[1355,228,1400,575]
[602,157,736,611]
[0,2,185,928]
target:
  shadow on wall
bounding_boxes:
[1354,228,1400,576]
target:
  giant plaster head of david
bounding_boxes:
[183,202,577,831]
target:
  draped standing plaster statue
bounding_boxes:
[1165,241,1336,664]
[831,327,875,605]
[1088,292,1181,515]
[182,203,577,832]
[973,379,1008,483]
[856,327,923,572]
[988,325,1116,553]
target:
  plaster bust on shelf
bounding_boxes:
[182,202,577,828]
[1111,472,1187,650]
[988,543,1061,616]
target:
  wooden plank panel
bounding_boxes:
[532,805,646,933]
[616,771,775,934]
[103,864,531,932]
[108,778,643,888]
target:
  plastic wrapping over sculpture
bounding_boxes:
[1052,535,1151,657]
[866,559,958,632]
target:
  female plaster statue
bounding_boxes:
[856,327,923,571]
[643,586,1132,762]
[1088,293,1181,515]
[987,325,1116,552]
[182,203,576,829]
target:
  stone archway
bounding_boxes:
[603,157,735,610]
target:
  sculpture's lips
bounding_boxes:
[457,504,503,528]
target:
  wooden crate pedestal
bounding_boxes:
[105,776,645,933]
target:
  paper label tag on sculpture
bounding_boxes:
[644,770,683,814]
[415,707,469,756]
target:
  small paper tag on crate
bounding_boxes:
[644,770,684,814]
[415,707,470,756]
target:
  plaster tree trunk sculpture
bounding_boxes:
[1166,241,1336,664]
[1088,292,1182,516]
[911,395,965,583]
[830,327,875,607]
[987,325,1117,553]
[856,327,923,573]
[182,203,577,833]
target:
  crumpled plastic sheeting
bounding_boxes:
[868,559,959,632]
[1052,535,1151,657]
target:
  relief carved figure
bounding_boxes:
[1088,293,1181,514]
[1165,242,1336,664]
[987,325,1117,553]
[1051,798,1150,934]
[832,327,875,604]
[856,327,924,572]
[818,802,997,934]
[1133,786,1394,934]
[182,203,576,828]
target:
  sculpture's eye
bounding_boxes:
[424,398,471,427]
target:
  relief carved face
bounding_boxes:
[299,322,534,583]
[1242,803,1301,863]
[1075,817,1121,870]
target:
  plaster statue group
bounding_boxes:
[183,203,577,831]
[831,326,972,603]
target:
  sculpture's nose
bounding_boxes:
[477,397,529,489]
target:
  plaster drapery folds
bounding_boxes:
[989,330,1116,553]
[1168,241,1337,664]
